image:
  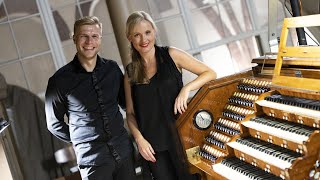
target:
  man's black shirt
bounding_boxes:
[45,55,132,166]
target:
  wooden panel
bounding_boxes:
[252,57,320,67]
[182,14,320,180]
[278,47,320,58]
[252,55,320,80]
[253,66,320,79]
[272,76,320,91]
[176,71,253,150]
[272,14,320,91]
[283,14,320,28]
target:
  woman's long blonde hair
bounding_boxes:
[125,11,158,84]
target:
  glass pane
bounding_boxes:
[79,1,92,17]
[157,17,190,50]
[0,24,18,63]
[0,62,28,89]
[62,40,76,64]
[49,0,76,10]
[11,16,50,58]
[252,1,268,28]
[201,45,235,78]
[191,6,223,45]
[0,3,8,23]
[258,32,270,53]
[129,0,149,13]
[22,53,56,95]
[4,0,39,20]
[253,1,285,29]
[99,35,122,66]
[188,0,214,10]
[53,4,80,41]
[228,37,260,72]
[218,0,253,37]
[90,0,113,34]
[148,0,180,19]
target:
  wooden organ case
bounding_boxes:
[177,14,320,180]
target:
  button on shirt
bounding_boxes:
[45,55,132,166]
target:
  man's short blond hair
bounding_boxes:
[73,16,102,35]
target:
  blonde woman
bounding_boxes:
[124,11,216,179]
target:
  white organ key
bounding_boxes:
[212,163,253,180]
[228,141,293,170]
[256,100,320,119]
[242,121,309,144]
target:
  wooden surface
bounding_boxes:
[177,71,253,179]
[178,71,320,179]
[273,14,320,91]
[176,71,252,150]
[178,14,320,180]
[252,56,320,80]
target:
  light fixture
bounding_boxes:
[0,117,10,134]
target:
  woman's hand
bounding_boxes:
[174,86,190,114]
[136,137,156,162]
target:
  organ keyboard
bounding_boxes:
[177,14,320,180]
[213,157,282,180]
[242,116,315,145]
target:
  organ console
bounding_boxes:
[177,14,320,180]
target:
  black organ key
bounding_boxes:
[265,94,320,111]
[214,122,240,135]
[220,157,282,180]
[228,95,255,107]
[237,137,301,164]
[251,116,316,137]
[205,136,226,149]
[222,110,245,121]
[199,150,217,162]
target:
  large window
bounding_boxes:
[133,0,290,79]
[0,0,291,96]
[0,0,54,95]
[0,0,121,97]
[50,0,121,64]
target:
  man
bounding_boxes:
[45,16,136,180]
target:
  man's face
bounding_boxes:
[73,24,102,62]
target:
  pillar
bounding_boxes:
[106,0,132,66]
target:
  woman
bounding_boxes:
[124,11,217,180]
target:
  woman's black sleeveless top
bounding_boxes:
[130,46,183,151]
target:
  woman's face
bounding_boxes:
[129,20,156,55]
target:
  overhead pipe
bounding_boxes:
[289,0,307,45]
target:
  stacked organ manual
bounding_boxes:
[178,14,320,180]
